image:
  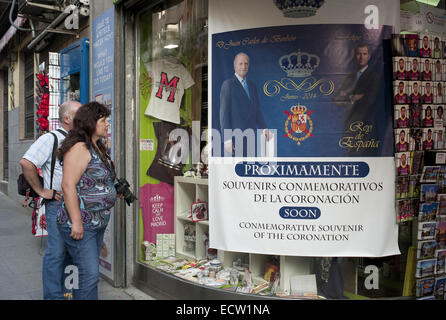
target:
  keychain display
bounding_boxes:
[190,199,208,222]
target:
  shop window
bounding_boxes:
[133,0,446,301]
[137,0,209,271]
[135,0,374,300]
[135,0,414,300]
[61,73,80,103]
[24,52,34,139]
[59,38,89,105]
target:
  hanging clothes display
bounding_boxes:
[139,182,174,244]
[147,121,190,185]
[144,57,195,124]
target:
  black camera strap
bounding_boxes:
[92,143,116,178]
[48,129,67,194]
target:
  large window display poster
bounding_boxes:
[92,6,115,280]
[209,0,401,257]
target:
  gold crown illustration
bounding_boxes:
[291,104,307,114]
[273,0,325,18]
[279,50,320,78]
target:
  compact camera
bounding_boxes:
[115,178,137,206]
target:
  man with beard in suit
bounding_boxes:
[333,43,380,155]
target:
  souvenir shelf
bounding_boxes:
[391,32,446,300]
[174,176,312,293]
[174,176,210,259]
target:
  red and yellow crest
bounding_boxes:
[284,104,314,146]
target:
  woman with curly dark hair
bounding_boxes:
[57,101,117,300]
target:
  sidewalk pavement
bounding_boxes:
[0,191,154,300]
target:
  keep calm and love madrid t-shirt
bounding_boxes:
[144,58,195,124]
[139,182,174,244]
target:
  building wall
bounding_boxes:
[0,73,4,178]
[4,41,36,203]
[92,0,114,19]
[7,107,33,203]
[0,71,5,194]
[0,47,11,194]
[2,43,35,202]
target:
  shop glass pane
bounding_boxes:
[137,0,208,268]
[135,1,415,300]
[62,73,80,102]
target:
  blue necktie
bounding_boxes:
[242,79,250,99]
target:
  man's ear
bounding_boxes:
[63,113,73,124]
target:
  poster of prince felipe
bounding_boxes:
[209,0,400,257]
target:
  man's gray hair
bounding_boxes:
[59,100,79,122]
[233,52,250,66]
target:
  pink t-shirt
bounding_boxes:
[139,182,174,244]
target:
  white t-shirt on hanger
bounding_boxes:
[144,58,195,124]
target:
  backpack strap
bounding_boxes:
[56,128,67,137]
[48,129,67,190]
